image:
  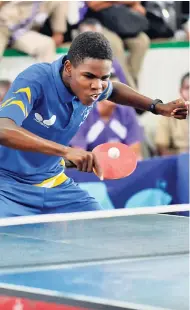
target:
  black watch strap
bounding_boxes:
[148,99,163,114]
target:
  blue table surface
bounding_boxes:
[0,254,189,310]
[0,214,189,310]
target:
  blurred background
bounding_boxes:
[0,0,189,210]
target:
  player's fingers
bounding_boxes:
[173,114,187,120]
[74,154,85,171]
[93,154,103,180]
[171,108,188,117]
[170,98,186,110]
[86,153,93,173]
[175,98,186,105]
[172,108,187,113]
[81,153,93,172]
[76,159,83,171]
[174,110,188,116]
[81,156,88,172]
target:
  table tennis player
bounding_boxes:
[0,31,188,217]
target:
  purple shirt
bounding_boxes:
[79,1,88,20]
[70,105,144,151]
[112,59,127,84]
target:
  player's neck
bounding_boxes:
[62,71,75,96]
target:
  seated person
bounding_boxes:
[0,1,67,63]
[70,75,144,160]
[0,80,11,103]
[155,72,189,156]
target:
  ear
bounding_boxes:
[64,60,72,76]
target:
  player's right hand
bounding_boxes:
[63,147,103,179]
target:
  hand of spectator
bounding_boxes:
[156,99,189,119]
[52,32,64,47]
[87,1,114,11]
[132,3,146,15]
[64,147,103,179]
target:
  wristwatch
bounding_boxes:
[148,99,163,114]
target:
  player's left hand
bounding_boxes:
[156,99,189,119]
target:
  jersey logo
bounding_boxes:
[34,113,56,128]
[79,106,93,127]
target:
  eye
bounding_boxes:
[102,77,109,81]
[84,73,94,79]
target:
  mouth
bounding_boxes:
[90,94,101,101]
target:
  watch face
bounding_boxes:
[150,99,163,114]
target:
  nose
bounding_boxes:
[91,79,103,92]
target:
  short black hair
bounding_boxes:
[79,18,102,27]
[67,31,113,67]
[181,72,189,87]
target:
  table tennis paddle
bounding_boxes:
[65,142,137,180]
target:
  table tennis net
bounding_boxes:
[0,205,189,271]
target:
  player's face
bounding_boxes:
[180,77,190,101]
[66,58,112,106]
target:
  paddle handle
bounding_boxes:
[64,159,77,168]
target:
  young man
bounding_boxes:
[0,32,188,217]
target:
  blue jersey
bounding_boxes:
[0,56,113,185]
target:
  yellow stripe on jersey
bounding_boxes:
[14,87,32,104]
[4,100,28,117]
[1,97,15,108]
[34,172,68,188]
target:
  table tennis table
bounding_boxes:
[0,206,189,310]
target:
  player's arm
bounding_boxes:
[0,118,102,175]
[0,118,69,156]
[110,81,188,119]
[0,79,102,177]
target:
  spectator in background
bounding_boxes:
[85,1,150,88]
[155,73,189,156]
[0,1,68,62]
[175,19,190,41]
[78,18,127,84]
[0,80,11,103]
[70,75,144,160]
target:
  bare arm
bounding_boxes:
[0,118,103,177]
[110,82,153,111]
[0,118,68,157]
[110,82,188,119]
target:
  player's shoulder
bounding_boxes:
[16,62,52,85]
